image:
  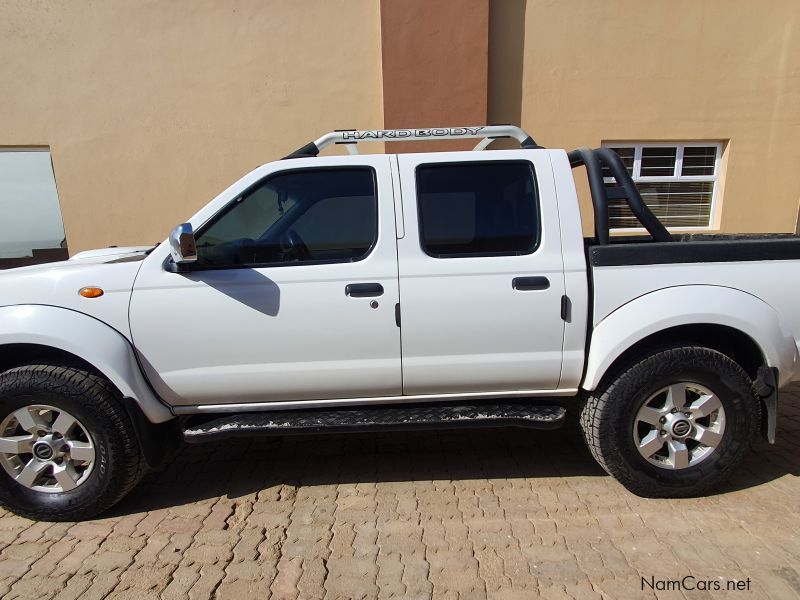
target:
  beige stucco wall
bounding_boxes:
[0,0,384,253]
[490,0,800,235]
[3,0,799,252]
[381,0,489,153]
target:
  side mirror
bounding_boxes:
[169,223,197,264]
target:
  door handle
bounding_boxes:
[345,283,384,298]
[512,276,550,291]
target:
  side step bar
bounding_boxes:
[182,403,567,443]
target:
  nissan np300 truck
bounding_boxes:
[1,126,798,521]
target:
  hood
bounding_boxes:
[0,245,155,277]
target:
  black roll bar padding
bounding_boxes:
[282,141,320,160]
[567,147,673,244]
[595,147,673,243]
[568,148,609,245]
[520,135,542,150]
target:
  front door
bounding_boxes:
[130,155,401,407]
[396,151,566,395]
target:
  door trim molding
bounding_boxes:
[171,388,579,414]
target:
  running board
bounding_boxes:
[182,403,566,443]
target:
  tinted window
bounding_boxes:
[195,168,377,267]
[416,162,539,257]
[291,195,376,258]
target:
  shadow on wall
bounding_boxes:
[487,0,527,147]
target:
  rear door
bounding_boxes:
[395,150,566,395]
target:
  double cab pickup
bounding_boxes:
[1,126,798,520]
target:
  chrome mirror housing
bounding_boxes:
[168,223,197,264]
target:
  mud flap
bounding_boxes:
[755,366,778,444]
[122,397,182,467]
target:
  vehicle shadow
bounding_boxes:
[113,422,602,515]
[186,268,280,316]
[110,391,800,515]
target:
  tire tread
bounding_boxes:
[579,345,760,498]
[0,364,145,521]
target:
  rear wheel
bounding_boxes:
[0,364,145,521]
[580,345,760,497]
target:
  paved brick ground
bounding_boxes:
[0,387,798,599]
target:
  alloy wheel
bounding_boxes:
[0,405,96,493]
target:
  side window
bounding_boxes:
[416,162,539,258]
[195,168,377,267]
[291,195,376,259]
[199,185,294,248]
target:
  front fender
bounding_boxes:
[582,285,798,391]
[0,305,173,423]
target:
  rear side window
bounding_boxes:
[415,162,539,258]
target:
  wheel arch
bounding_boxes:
[0,305,173,424]
[589,323,766,391]
[582,285,798,392]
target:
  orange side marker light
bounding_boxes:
[78,287,104,298]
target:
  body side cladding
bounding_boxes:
[171,388,580,415]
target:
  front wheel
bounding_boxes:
[580,345,761,498]
[0,365,145,521]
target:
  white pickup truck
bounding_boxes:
[1,126,799,521]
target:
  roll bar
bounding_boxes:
[568,147,673,244]
[284,125,541,158]
[284,125,671,244]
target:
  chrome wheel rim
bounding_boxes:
[633,383,726,470]
[0,405,96,493]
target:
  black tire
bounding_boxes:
[580,345,760,498]
[0,364,145,521]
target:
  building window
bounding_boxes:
[415,161,539,258]
[601,142,722,230]
[0,149,68,267]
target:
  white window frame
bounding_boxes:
[601,141,723,232]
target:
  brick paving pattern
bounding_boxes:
[0,387,798,599]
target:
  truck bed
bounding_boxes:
[584,232,800,388]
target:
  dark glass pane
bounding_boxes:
[195,168,377,266]
[640,147,677,177]
[681,146,717,176]
[291,194,376,258]
[416,162,539,257]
